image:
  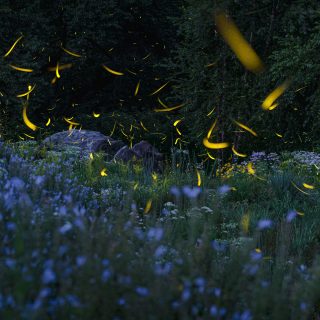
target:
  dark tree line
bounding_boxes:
[0,0,320,156]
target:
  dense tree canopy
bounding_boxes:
[1,0,320,157]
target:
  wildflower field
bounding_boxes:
[1,140,320,320]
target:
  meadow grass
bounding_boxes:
[1,141,320,319]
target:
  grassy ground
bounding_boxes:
[1,140,320,319]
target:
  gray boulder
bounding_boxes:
[113,146,139,162]
[41,130,124,159]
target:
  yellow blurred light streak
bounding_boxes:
[175,127,182,136]
[196,169,201,187]
[9,65,33,72]
[100,168,108,177]
[134,182,139,190]
[247,162,255,175]
[134,80,140,96]
[291,181,310,195]
[152,172,158,181]
[262,80,290,110]
[140,121,148,132]
[56,62,60,78]
[22,105,37,131]
[47,63,73,72]
[207,107,216,117]
[142,53,151,60]
[234,120,257,137]
[23,133,35,139]
[102,64,124,76]
[214,13,264,73]
[207,119,218,139]
[64,117,80,125]
[174,119,182,127]
[207,152,215,160]
[61,46,81,57]
[232,145,247,157]
[45,118,51,126]
[203,137,229,149]
[303,183,315,190]
[149,81,169,96]
[144,199,152,214]
[241,213,250,234]
[154,104,184,112]
[17,84,36,98]
[89,153,94,160]
[275,133,282,138]
[93,112,101,118]
[4,35,23,58]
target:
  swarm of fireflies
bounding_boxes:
[214,13,264,73]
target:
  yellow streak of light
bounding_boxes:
[4,35,23,58]
[61,46,81,57]
[17,84,36,98]
[234,120,257,137]
[102,64,124,76]
[214,13,264,73]
[9,64,33,72]
[203,137,229,149]
[262,80,290,110]
[232,145,247,157]
[149,81,169,96]
[22,105,37,131]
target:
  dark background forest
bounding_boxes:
[0,0,319,157]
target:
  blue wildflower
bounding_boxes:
[42,268,56,284]
[182,185,201,199]
[286,210,297,223]
[135,286,149,297]
[211,240,227,252]
[101,269,111,282]
[147,227,164,241]
[257,219,273,230]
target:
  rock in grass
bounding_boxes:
[41,130,124,159]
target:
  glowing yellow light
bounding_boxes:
[149,82,169,96]
[214,13,264,73]
[207,119,218,139]
[262,80,290,110]
[232,145,247,157]
[196,169,201,187]
[4,35,23,58]
[22,105,37,131]
[45,118,51,126]
[241,213,250,234]
[100,168,108,176]
[56,62,60,78]
[61,46,81,57]
[89,153,94,160]
[93,112,101,118]
[140,121,148,132]
[152,172,158,181]
[47,63,72,72]
[303,183,315,190]
[102,64,124,76]
[275,133,282,138]
[134,182,139,190]
[17,84,36,98]
[154,104,184,112]
[9,65,33,72]
[247,162,255,175]
[134,80,140,96]
[207,107,215,117]
[234,120,257,137]
[174,119,182,127]
[203,137,229,149]
[144,199,152,214]
[291,181,309,195]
